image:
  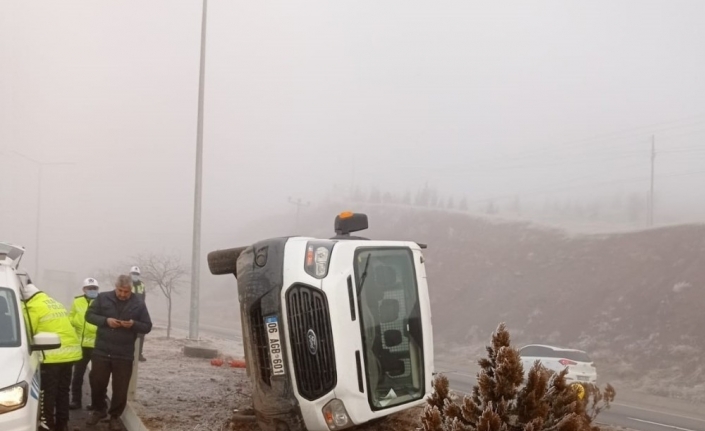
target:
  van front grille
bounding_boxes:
[286,285,337,400]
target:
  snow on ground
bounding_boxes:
[132,325,250,431]
[131,325,424,431]
[132,325,635,431]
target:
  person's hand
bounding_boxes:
[107,318,121,328]
[120,319,135,329]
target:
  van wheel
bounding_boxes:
[207,247,246,276]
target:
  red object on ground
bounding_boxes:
[230,359,246,368]
[211,358,224,366]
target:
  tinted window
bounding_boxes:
[0,287,21,348]
[554,350,592,362]
[519,346,543,357]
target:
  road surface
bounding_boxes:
[445,368,705,431]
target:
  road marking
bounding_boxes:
[614,403,705,424]
[441,369,477,378]
[452,385,705,431]
[444,370,705,426]
[627,417,698,431]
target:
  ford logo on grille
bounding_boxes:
[307,329,318,355]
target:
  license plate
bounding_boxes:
[264,315,285,376]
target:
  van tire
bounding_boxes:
[207,247,246,276]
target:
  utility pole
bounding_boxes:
[13,151,73,283]
[36,165,42,278]
[288,197,310,231]
[649,135,656,227]
[189,0,207,341]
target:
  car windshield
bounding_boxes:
[355,247,425,410]
[0,287,21,348]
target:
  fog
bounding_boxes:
[2,1,705,313]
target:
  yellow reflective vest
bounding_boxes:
[70,295,97,348]
[132,281,146,301]
[23,292,83,364]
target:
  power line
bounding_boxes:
[426,147,651,175]
[500,115,705,162]
[471,168,705,204]
[433,115,705,173]
[658,146,705,154]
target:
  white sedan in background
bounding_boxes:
[519,344,597,384]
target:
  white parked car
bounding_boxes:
[0,242,62,431]
[519,344,597,384]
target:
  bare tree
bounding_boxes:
[134,253,189,338]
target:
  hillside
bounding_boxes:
[223,204,705,401]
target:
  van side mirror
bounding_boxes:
[31,332,61,352]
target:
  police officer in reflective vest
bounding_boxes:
[21,282,82,431]
[130,266,147,361]
[69,278,99,410]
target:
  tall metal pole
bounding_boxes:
[13,151,72,283]
[35,165,42,281]
[649,135,655,227]
[189,0,208,341]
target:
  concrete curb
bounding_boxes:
[103,369,151,431]
[121,401,150,431]
[106,385,151,431]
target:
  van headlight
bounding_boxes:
[305,241,333,279]
[0,382,28,414]
[322,399,352,430]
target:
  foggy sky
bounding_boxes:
[2,1,705,288]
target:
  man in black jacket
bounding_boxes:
[85,274,152,430]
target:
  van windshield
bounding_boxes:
[0,287,21,348]
[355,247,425,410]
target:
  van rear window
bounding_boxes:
[0,287,21,348]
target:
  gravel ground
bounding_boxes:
[131,325,423,431]
[132,325,249,431]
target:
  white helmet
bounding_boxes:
[130,266,141,275]
[83,278,99,288]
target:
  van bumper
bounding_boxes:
[0,404,37,431]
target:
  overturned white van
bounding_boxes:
[208,212,434,431]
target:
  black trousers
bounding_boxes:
[89,355,133,418]
[70,347,93,403]
[40,362,75,429]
